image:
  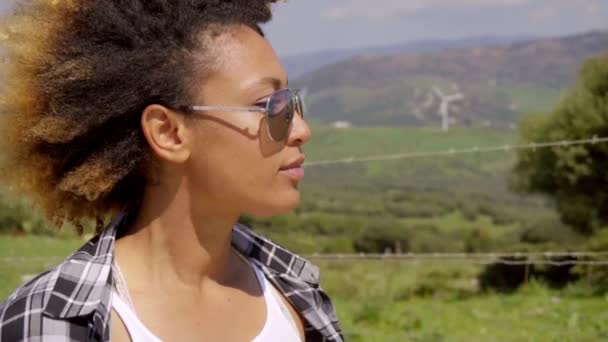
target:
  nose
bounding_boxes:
[286,111,311,147]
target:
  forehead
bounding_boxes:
[203,25,287,92]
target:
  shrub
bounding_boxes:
[354,220,411,253]
[478,257,534,293]
[572,229,608,294]
[519,216,583,245]
[412,227,465,253]
[535,255,580,289]
[0,195,49,235]
[320,237,355,254]
[464,227,496,253]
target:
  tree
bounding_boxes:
[511,54,608,235]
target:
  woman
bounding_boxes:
[0,1,343,341]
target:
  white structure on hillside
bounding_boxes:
[422,91,435,110]
[433,86,464,132]
[332,121,352,129]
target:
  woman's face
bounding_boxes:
[185,25,311,218]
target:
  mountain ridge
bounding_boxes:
[294,30,608,128]
[282,35,535,78]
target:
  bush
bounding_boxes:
[412,226,465,253]
[0,195,49,235]
[384,202,445,219]
[535,255,580,289]
[519,216,583,245]
[458,202,479,221]
[320,237,355,254]
[464,227,496,253]
[354,220,411,253]
[572,229,608,294]
[477,203,517,225]
[478,257,533,293]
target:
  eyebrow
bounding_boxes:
[246,76,289,90]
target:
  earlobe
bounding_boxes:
[141,105,191,163]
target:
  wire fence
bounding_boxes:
[2,252,608,266]
[305,252,608,266]
[305,135,608,167]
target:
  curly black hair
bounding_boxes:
[0,0,280,230]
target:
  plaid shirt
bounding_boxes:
[0,210,343,342]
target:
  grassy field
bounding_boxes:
[319,261,608,342]
[300,126,520,197]
[304,126,516,162]
[1,236,606,342]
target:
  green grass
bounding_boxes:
[0,235,82,298]
[0,235,82,258]
[333,290,608,342]
[301,126,520,195]
[305,126,516,162]
[318,261,608,342]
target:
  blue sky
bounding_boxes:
[264,0,608,57]
[1,1,606,57]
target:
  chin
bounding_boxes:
[248,189,301,218]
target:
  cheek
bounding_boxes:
[187,116,300,216]
[200,142,271,187]
[189,121,277,197]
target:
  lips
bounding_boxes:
[280,155,305,181]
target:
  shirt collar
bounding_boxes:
[232,223,320,285]
[42,211,127,319]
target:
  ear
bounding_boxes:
[141,104,192,164]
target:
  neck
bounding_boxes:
[115,177,242,293]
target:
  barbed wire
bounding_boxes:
[3,252,608,266]
[305,135,608,167]
[304,251,608,266]
[311,251,608,258]
[308,257,608,266]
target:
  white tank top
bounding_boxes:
[111,258,302,342]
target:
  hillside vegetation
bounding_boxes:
[295,31,608,128]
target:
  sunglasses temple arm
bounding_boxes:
[188,105,266,113]
[294,96,304,117]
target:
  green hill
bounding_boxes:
[295,31,608,128]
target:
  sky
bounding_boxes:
[263,0,608,57]
[0,1,606,58]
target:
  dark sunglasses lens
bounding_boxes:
[267,89,294,141]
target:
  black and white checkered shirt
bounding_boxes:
[0,210,343,341]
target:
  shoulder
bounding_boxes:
[1,262,61,309]
[0,231,111,313]
[0,229,117,341]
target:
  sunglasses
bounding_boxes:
[181,88,304,142]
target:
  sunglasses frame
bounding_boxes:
[184,88,304,142]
